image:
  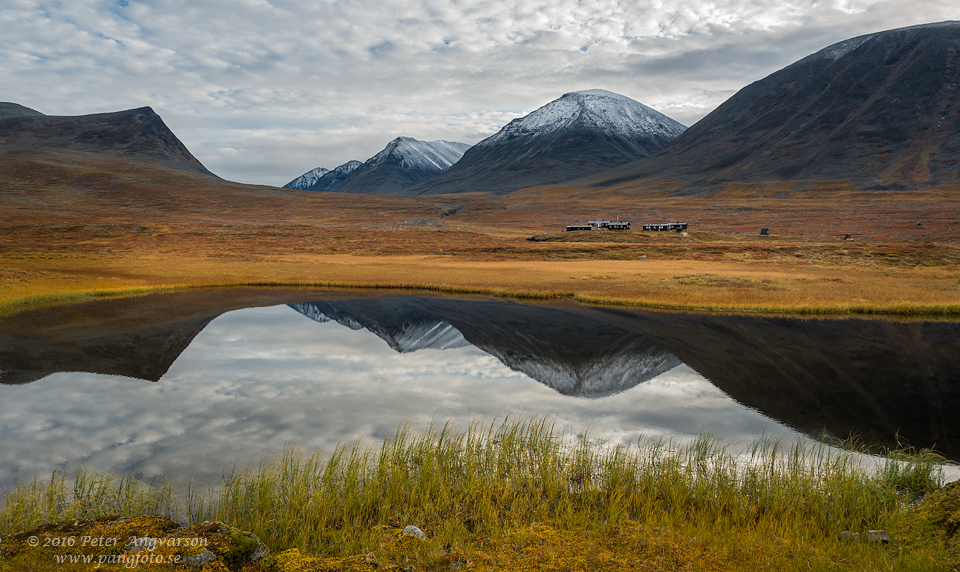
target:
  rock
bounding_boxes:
[840,531,860,541]
[248,539,270,562]
[402,525,426,540]
[866,530,891,544]
[184,550,217,567]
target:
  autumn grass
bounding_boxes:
[2,419,955,570]
[2,247,960,317]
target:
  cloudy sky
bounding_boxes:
[2,0,959,185]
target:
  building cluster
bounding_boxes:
[565,219,689,232]
[565,219,632,231]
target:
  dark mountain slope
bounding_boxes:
[595,22,960,192]
[0,104,215,176]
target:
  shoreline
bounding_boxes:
[4,272,960,319]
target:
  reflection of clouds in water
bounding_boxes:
[0,305,801,491]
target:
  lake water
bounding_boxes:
[2,289,958,491]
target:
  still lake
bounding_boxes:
[2,288,958,491]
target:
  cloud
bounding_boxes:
[1,0,958,184]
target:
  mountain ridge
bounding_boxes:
[285,137,470,194]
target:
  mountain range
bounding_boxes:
[285,89,685,196]
[283,22,960,195]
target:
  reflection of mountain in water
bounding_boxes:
[290,298,681,398]
[575,307,960,459]
[294,303,470,352]
[0,288,354,385]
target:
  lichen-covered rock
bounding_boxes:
[184,549,217,567]
[401,525,426,540]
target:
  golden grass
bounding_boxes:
[2,250,960,316]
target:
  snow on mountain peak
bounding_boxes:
[283,166,330,189]
[369,137,471,172]
[330,160,362,176]
[477,89,686,148]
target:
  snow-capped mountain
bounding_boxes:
[368,137,469,172]
[289,297,681,398]
[410,89,686,195]
[478,89,685,150]
[283,167,329,190]
[332,137,471,194]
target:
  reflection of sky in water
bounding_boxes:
[0,304,835,491]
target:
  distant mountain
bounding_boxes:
[290,297,681,398]
[283,166,329,189]
[304,137,471,194]
[411,89,686,195]
[304,160,363,192]
[0,104,215,176]
[594,21,960,193]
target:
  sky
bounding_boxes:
[2,0,959,186]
